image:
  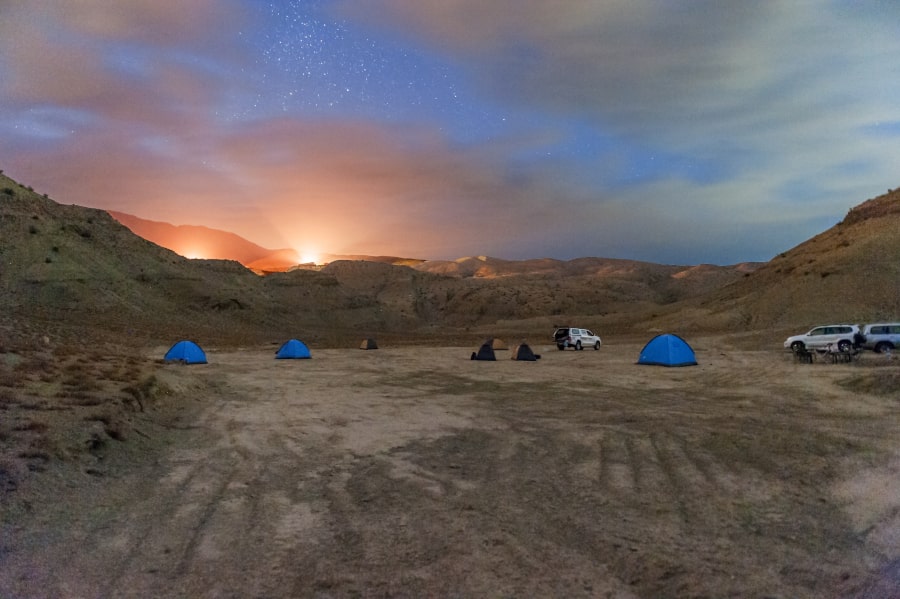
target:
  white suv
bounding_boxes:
[783,324,860,353]
[859,323,900,353]
[554,327,602,351]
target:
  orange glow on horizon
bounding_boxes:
[288,237,329,265]
[182,248,207,260]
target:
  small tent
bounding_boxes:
[276,339,311,359]
[359,338,378,350]
[491,338,508,350]
[637,334,697,367]
[511,342,539,361]
[164,340,207,364]
[471,339,496,361]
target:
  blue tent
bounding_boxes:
[637,334,697,367]
[276,339,311,359]
[164,340,207,364]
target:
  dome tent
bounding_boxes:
[637,334,697,367]
[511,342,540,361]
[276,339,311,359]
[164,340,207,364]
[359,338,378,350]
[471,339,496,361]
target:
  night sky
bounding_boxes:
[2,1,899,265]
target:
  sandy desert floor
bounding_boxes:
[1,338,899,598]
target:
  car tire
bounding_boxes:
[557,344,565,351]
[575,341,582,351]
[790,341,805,352]
[594,341,600,350]
[838,340,852,353]
[874,341,894,353]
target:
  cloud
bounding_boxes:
[0,0,612,260]
[337,2,900,137]
[333,1,900,254]
[1,82,606,258]
[0,0,250,108]
[2,1,899,265]
[335,2,900,160]
[0,0,244,47]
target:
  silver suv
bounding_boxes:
[859,323,900,353]
[783,324,860,353]
[554,327,602,351]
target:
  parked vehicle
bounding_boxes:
[554,327,602,351]
[783,324,860,353]
[859,323,900,353]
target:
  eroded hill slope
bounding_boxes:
[646,188,900,333]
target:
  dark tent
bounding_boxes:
[164,340,207,364]
[511,342,539,361]
[471,340,496,361]
[276,339,311,359]
[637,334,697,367]
[359,338,378,350]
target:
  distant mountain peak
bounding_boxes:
[108,211,298,269]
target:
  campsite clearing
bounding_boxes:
[1,339,898,598]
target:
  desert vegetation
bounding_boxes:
[0,333,165,493]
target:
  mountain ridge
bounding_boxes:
[2,171,897,347]
[108,211,300,271]
[109,209,763,280]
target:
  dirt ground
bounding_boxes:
[1,337,899,598]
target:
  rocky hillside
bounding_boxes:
[4,171,896,347]
[646,188,900,333]
[1,174,340,346]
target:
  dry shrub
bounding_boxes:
[20,432,69,462]
[0,387,18,405]
[84,412,128,441]
[84,412,112,426]
[60,369,102,392]
[0,458,28,492]
[13,420,48,433]
[0,367,27,387]
[51,344,82,359]
[98,357,144,383]
[72,356,94,368]
[62,361,87,373]
[18,448,51,461]
[100,364,121,379]
[838,370,900,396]
[104,425,127,441]
[122,375,167,411]
[108,370,134,383]
[56,389,104,405]
[14,354,55,377]
[116,361,144,384]
[19,400,50,410]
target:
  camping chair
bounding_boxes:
[824,343,858,364]
[793,346,814,364]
